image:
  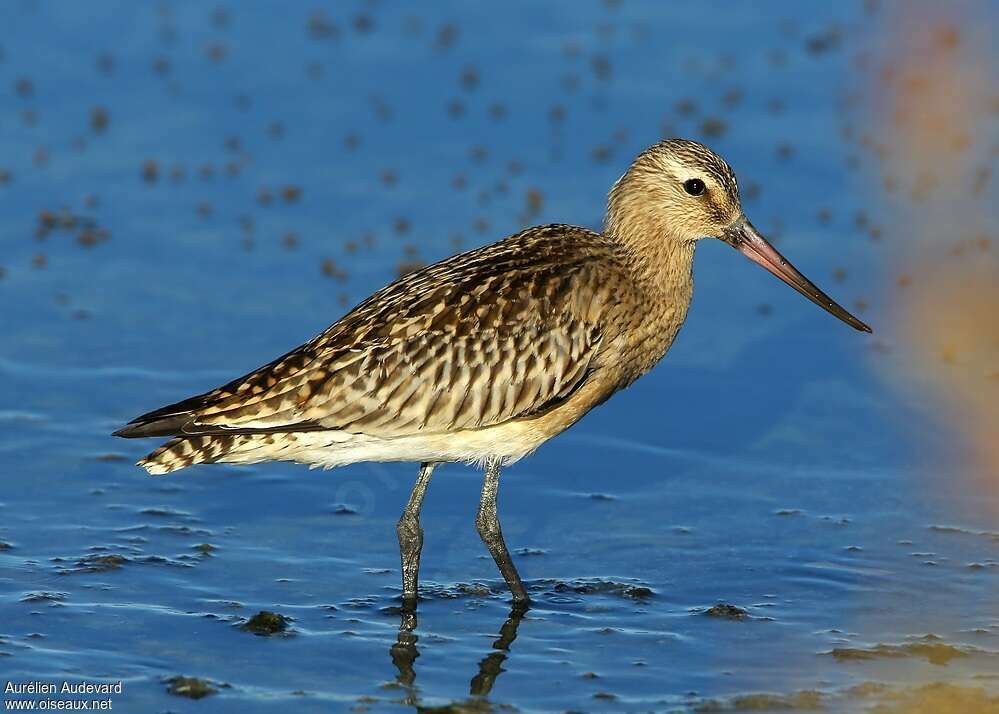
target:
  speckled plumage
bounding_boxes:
[126,221,690,474]
[117,140,749,476]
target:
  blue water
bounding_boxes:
[2,2,997,712]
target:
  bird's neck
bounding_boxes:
[604,211,696,304]
[602,216,696,379]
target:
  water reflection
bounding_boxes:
[389,613,419,707]
[390,605,527,707]
[468,608,525,698]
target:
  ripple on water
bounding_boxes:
[20,591,68,604]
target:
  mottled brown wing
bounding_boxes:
[120,226,617,438]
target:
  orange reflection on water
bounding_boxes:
[895,254,999,491]
[865,1,998,499]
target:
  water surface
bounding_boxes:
[1,1,997,712]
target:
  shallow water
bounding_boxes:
[1,1,997,712]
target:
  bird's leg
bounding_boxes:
[476,459,530,606]
[397,462,436,608]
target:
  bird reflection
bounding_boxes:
[469,607,525,697]
[389,610,420,706]
[389,604,527,706]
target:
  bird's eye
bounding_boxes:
[683,178,706,196]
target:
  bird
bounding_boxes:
[114,138,871,609]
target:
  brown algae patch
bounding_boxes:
[695,682,999,713]
[241,610,292,636]
[165,676,225,699]
[849,681,999,713]
[829,635,972,665]
[695,689,824,711]
[55,553,128,575]
[701,603,751,620]
[548,578,655,600]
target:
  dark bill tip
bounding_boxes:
[722,218,873,334]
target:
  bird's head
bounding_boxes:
[606,138,871,333]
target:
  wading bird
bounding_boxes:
[115,139,870,609]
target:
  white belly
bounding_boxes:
[220,417,558,470]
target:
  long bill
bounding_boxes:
[722,217,872,333]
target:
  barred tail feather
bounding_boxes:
[139,435,228,475]
[138,433,305,475]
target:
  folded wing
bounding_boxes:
[116,226,618,440]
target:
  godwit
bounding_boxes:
[115,139,870,608]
